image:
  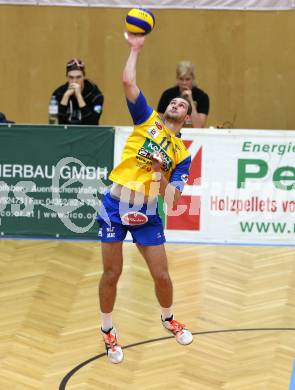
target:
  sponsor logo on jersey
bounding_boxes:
[148,127,159,139]
[121,212,148,225]
[181,174,189,183]
[155,121,163,130]
[137,138,172,172]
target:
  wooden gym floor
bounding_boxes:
[0,239,295,390]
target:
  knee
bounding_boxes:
[103,268,122,286]
[154,271,171,288]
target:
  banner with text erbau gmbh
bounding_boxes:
[0,125,114,239]
[115,127,295,245]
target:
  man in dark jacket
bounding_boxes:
[51,58,104,125]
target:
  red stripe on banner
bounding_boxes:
[166,195,200,230]
[182,141,202,185]
[166,141,202,231]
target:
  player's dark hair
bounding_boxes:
[176,96,192,116]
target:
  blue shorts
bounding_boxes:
[97,192,166,246]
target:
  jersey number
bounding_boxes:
[159,137,171,151]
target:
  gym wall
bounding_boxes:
[0,6,294,129]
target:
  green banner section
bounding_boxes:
[0,125,114,239]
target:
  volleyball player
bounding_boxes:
[97,32,193,364]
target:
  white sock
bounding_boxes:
[101,312,113,332]
[161,306,173,321]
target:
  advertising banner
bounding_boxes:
[0,125,114,239]
[115,127,295,245]
[0,0,293,10]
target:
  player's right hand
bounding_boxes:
[124,31,145,49]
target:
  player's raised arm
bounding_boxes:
[122,32,146,103]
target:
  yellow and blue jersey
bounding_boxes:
[109,92,191,196]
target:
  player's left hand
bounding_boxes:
[151,151,163,172]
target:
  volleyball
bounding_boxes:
[125,8,155,35]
